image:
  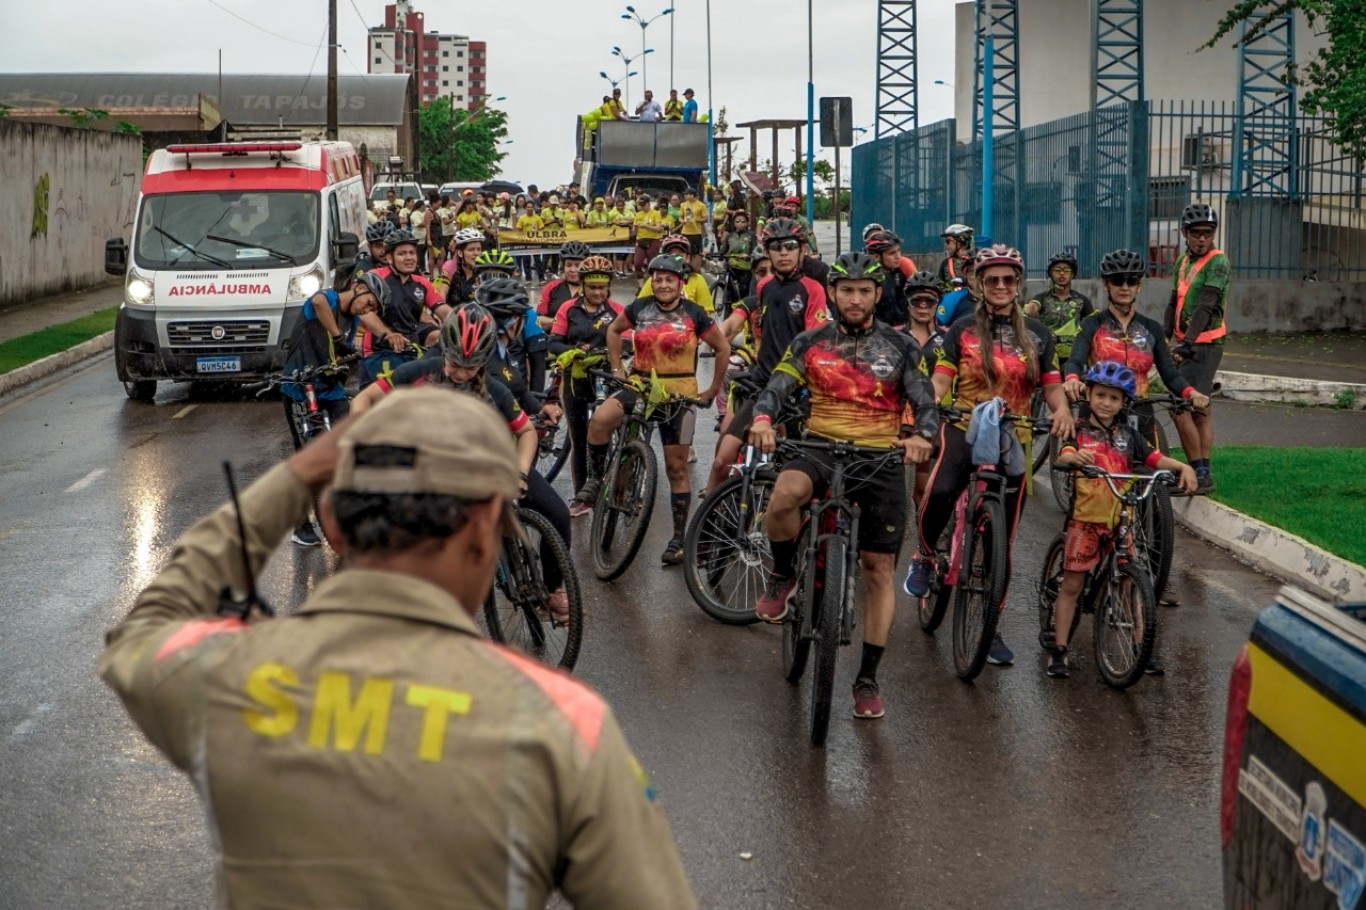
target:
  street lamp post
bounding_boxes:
[612,47,653,112]
[622,5,672,92]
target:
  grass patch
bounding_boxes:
[1181,446,1366,566]
[0,307,118,374]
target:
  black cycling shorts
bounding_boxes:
[1178,343,1223,397]
[784,455,907,555]
[611,387,697,447]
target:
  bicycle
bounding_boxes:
[776,437,905,746]
[484,506,583,671]
[248,355,359,441]
[1127,394,1193,602]
[683,371,807,625]
[916,405,1054,682]
[537,348,612,484]
[585,370,707,581]
[1036,467,1172,688]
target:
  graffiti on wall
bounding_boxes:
[31,173,49,239]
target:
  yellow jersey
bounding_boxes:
[634,210,664,240]
[517,213,544,233]
[679,200,708,235]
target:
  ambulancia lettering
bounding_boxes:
[166,283,272,297]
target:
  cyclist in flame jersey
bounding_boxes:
[749,251,939,721]
[904,244,1074,669]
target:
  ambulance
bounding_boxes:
[105,141,368,399]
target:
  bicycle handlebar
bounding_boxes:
[1132,394,1194,415]
[587,368,711,408]
[938,403,1054,435]
[1074,465,1176,503]
[776,437,905,463]
[246,354,360,395]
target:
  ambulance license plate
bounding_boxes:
[196,356,241,374]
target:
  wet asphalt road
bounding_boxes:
[0,354,1297,909]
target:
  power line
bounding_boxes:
[200,0,320,47]
[286,24,331,115]
[347,0,397,68]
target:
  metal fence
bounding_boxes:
[852,100,1366,280]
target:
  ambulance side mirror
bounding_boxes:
[105,238,128,276]
[332,231,360,269]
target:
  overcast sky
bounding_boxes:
[1,0,959,186]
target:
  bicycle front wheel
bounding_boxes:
[537,423,571,485]
[782,524,814,684]
[483,509,583,671]
[810,535,848,746]
[590,438,658,581]
[951,498,1007,681]
[1093,561,1157,689]
[917,509,958,634]
[684,471,773,625]
[1136,484,1175,602]
[1029,390,1051,476]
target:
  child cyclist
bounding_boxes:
[1047,361,1197,678]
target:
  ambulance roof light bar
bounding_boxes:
[164,142,303,170]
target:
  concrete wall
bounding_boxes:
[0,121,143,306]
[952,1,1329,130]
[1024,278,1366,334]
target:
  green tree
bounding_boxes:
[1205,1,1366,156]
[418,96,509,183]
[788,158,836,187]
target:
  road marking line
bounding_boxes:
[65,469,106,493]
[172,404,198,419]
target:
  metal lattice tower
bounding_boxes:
[972,0,1020,142]
[875,1,919,139]
[1091,0,1144,210]
[1231,12,1298,198]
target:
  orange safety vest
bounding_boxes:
[1174,249,1228,343]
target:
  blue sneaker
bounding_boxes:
[986,634,1015,666]
[903,558,933,598]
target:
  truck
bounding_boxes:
[577,119,709,202]
[105,140,367,400]
[1222,585,1366,910]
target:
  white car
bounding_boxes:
[370,181,423,210]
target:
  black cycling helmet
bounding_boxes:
[760,216,807,246]
[365,222,391,243]
[864,230,902,255]
[1047,250,1079,274]
[383,228,417,252]
[1180,203,1218,231]
[473,276,531,326]
[560,240,593,260]
[440,303,497,369]
[647,253,688,279]
[351,271,392,311]
[828,251,886,286]
[904,271,944,299]
[1098,249,1146,279]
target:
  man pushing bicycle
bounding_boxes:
[748,251,940,721]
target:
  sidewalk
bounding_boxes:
[0,280,123,346]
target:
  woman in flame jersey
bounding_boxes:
[904,244,1074,669]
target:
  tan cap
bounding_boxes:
[333,387,520,502]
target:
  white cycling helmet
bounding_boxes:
[453,228,484,248]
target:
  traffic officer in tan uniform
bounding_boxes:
[99,386,696,909]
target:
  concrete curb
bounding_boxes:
[1168,490,1366,601]
[0,331,114,398]
[1216,369,1366,408]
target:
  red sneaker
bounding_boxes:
[755,575,796,623]
[852,678,885,719]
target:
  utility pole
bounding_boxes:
[326,0,339,140]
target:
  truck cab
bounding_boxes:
[1222,586,1366,909]
[105,141,365,400]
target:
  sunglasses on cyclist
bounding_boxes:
[909,295,938,308]
[766,239,801,252]
[1186,228,1215,240]
[1106,275,1142,287]
[982,275,1019,288]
